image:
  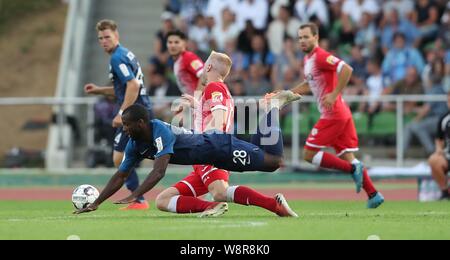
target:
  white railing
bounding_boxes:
[0,95,447,170]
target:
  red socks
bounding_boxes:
[363,168,377,197]
[319,152,353,173]
[231,186,277,213]
[176,196,215,213]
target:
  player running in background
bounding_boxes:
[268,23,384,209]
[167,30,204,95]
[83,20,153,210]
[155,51,298,218]
[428,92,450,200]
[74,89,302,214]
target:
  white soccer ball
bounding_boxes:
[71,185,100,210]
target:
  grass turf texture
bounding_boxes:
[0,201,449,240]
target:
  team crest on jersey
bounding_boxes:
[211,92,223,103]
[326,55,340,65]
[191,60,203,71]
[311,128,319,136]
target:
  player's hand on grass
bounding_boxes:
[114,196,138,205]
[322,93,337,111]
[73,204,98,215]
[112,114,123,128]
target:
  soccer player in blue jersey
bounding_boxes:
[83,20,153,210]
[74,90,302,215]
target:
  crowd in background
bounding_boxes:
[148,0,450,101]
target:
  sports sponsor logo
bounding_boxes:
[191,60,203,71]
[211,92,224,103]
[326,55,340,65]
[119,64,131,77]
[155,137,164,154]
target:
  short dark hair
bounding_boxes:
[299,23,319,36]
[123,105,150,123]
[167,30,187,40]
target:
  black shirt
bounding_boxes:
[437,111,450,159]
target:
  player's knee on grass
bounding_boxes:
[208,181,229,202]
[155,196,170,212]
[156,187,181,211]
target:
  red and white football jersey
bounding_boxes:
[303,47,352,120]
[174,51,204,95]
[193,82,234,133]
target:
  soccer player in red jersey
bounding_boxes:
[167,30,204,95]
[155,51,298,217]
[270,23,384,209]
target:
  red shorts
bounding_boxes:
[173,165,229,197]
[305,117,359,156]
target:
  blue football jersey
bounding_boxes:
[118,120,267,173]
[109,45,152,111]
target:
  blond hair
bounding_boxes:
[210,51,233,79]
[96,19,118,32]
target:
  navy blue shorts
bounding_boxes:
[114,127,129,152]
[212,136,266,172]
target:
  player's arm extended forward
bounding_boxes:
[84,84,115,96]
[290,81,311,96]
[74,170,130,214]
[115,154,172,204]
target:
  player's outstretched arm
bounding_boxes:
[290,81,311,96]
[115,154,171,204]
[84,83,115,96]
[74,170,130,214]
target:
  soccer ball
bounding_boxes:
[71,185,99,210]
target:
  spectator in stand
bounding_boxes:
[188,14,211,53]
[244,64,273,96]
[148,69,181,122]
[267,5,301,55]
[379,10,421,54]
[382,32,425,86]
[179,0,209,24]
[342,0,380,25]
[243,33,275,79]
[205,0,239,29]
[294,0,329,27]
[383,66,424,114]
[403,59,448,157]
[211,7,240,52]
[235,0,269,31]
[224,38,246,80]
[151,12,177,68]
[346,45,368,96]
[354,12,378,57]
[412,0,440,42]
[382,0,414,19]
[272,36,302,87]
[360,59,384,122]
[237,20,258,54]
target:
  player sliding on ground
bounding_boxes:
[74,91,302,215]
[155,51,298,218]
[267,23,384,209]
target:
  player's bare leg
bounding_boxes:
[113,151,149,210]
[428,153,450,200]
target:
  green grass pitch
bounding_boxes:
[1,200,449,240]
